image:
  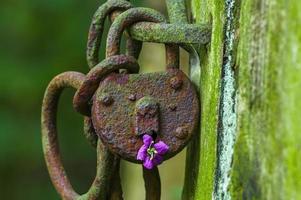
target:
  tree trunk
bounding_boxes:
[184,0,301,199]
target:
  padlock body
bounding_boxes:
[91,68,199,163]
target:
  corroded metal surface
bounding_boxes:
[106,7,180,69]
[92,68,199,163]
[129,22,211,44]
[41,72,117,200]
[73,55,140,116]
[41,0,207,199]
[86,0,143,68]
[135,97,160,137]
[85,2,142,198]
[87,1,211,69]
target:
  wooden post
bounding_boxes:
[184,0,301,199]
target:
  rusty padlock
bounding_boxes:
[42,3,199,199]
[74,7,199,165]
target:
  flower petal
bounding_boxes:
[142,134,153,146]
[143,156,154,169]
[152,154,163,166]
[137,144,148,161]
[154,141,169,155]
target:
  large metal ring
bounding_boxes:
[106,7,180,69]
[87,0,142,68]
[41,72,120,200]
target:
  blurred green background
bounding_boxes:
[0,0,189,199]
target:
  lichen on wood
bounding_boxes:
[214,0,239,199]
[184,0,301,199]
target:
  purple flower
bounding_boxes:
[137,134,169,169]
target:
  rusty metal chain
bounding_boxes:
[86,0,142,69]
[41,0,206,199]
[105,7,179,69]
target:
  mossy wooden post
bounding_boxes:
[184,0,301,199]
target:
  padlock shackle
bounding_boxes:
[106,7,180,69]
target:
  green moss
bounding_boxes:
[185,0,301,199]
[183,0,225,199]
[229,0,301,199]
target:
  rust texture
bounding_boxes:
[92,68,199,163]
[83,117,98,148]
[73,55,140,116]
[87,0,142,68]
[41,72,118,200]
[135,97,160,136]
[41,0,205,199]
[106,7,180,69]
[129,22,211,44]
[85,1,142,198]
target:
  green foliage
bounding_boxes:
[0,0,100,198]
